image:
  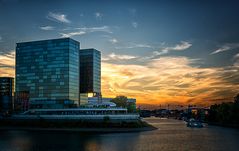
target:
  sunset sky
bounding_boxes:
[0,0,239,106]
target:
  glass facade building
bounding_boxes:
[16,38,80,109]
[79,49,101,94]
[0,77,14,114]
[14,91,29,112]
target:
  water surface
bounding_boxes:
[0,118,239,151]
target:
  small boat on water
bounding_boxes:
[187,118,203,128]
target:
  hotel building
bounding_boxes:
[79,48,101,104]
[16,38,80,108]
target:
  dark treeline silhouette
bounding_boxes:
[208,94,239,128]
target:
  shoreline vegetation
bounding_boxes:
[0,119,157,133]
[206,94,239,129]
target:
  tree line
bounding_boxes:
[207,94,239,127]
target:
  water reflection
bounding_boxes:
[0,131,141,151]
[3,131,32,151]
[1,118,239,151]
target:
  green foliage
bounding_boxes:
[234,93,239,104]
[111,96,128,108]
[111,96,137,113]
[208,94,239,127]
[127,102,136,113]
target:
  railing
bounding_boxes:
[11,114,140,120]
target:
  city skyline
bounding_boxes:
[0,0,239,106]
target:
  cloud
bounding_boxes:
[101,35,118,44]
[95,12,103,19]
[115,43,152,49]
[132,22,138,28]
[60,31,86,38]
[170,41,192,50]
[0,50,238,106]
[152,50,167,56]
[40,26,55,30]
[102,53,138,61]
[115,41,191,55]
[101,56,239,105]
[211,46,231,55]
[76,26,112,33]
[211,43,239,55]
[0,51,15,77]
[234,53,239,58]
[234,53,239,66]
[153,41,192,56]
[60,26,112,37]
[47,12,71,23]
[109,38,118,44]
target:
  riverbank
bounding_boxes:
[0,126,156,133]
[0,119,157,133]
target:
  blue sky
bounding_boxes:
[0,0,239,105]
[0,0,238,64]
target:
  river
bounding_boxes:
[0,117,239,151]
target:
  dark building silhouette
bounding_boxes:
[80,49,101,104]
[0,77,14,115]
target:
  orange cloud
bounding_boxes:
[1,51,238,106]
[0,51,15,77]
[102,57,239,106]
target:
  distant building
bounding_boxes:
[79,48,101,104]
[0,77,14,115]
[16,38,80,109]
[88,97,112,105]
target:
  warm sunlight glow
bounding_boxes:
[101,57,239,106]
[1,52,238,106]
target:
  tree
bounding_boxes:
[111,96,128,108]
[127,102,137,113]
[234,93,239,104]
[111,96,137,113]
